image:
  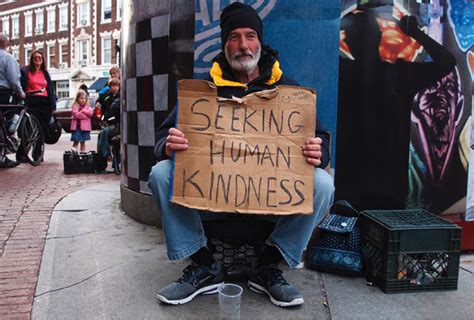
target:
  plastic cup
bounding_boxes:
[218,283,243,320]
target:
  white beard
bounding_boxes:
[225,45,261,73]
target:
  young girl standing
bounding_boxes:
[70,89,93,152]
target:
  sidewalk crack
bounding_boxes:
[317,271,332,320]
[460,266,473,274]
[46,228,110,240]
[34,263,124,298]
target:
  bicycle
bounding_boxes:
[0,93,45,166]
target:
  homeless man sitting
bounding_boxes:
[148,2,334,308]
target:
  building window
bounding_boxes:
[102,37,112,64]
[57,80,69,99]
[36,11,44,34]
[102,0,112,22]
[25,48,33,65]
[12,49,19,63]
[77,1,90,27]
[2,19,9,36]
[77,40,89,66]
[117,0,122,20]
[59,6,68,30]
[12,17,19,38]
[48,45,56,69]
[35,46,44,57]
[47,9,56,33]
[25,14,33,36]
[59,44,68,67]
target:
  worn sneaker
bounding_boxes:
[248,266,304,307]
[157,262,224,305]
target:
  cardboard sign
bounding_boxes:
[171,79,316,215]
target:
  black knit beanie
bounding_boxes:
[220,2,263,47]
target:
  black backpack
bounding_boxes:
[306,200,363,276]
[43,115,62,144]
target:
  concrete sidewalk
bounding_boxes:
[32,182,474,319]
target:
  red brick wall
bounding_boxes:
[1,0,121,68]
[0,1,70,68]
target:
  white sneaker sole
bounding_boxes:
[248,281,304,307]
[156,282,224,305]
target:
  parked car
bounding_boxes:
[53,97,101,133]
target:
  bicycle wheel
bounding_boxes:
[0,126,7,160]
[16,114,44,166]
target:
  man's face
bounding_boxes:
[414,71,463,184]
[224,27,261,73]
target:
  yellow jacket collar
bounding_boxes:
[209,60,283,87]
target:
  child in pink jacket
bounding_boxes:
[70,89,93,152]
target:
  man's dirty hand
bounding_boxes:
[302,137,322,167]
[165,127,188,158]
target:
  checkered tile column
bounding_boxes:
[121,0,195,196]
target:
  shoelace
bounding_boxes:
[176,264,200,284]
[264,267,289,286]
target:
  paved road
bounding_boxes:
[0,132,119,319]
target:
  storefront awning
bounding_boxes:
[89,77,109,93]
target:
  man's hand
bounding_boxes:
[302,137,322,167]
[165,127,188,158]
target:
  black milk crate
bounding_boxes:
[360,209,461,293]
[63,151,98,174]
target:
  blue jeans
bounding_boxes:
[148,160,334,269]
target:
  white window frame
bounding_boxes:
[59,5,68,31]
[59,43,69,67]
[77,1,90,27]
[2,18,9,37]
[35,44,44,54]
[25,13,33,36]
[101,36,112,64]
[117,0,122,21]
[102,0,112,23]
[35,10,44,34]
[24,46,33,66]
[11,47,19,64]
[12,16,19,39]
[47,44,56,69]
[47,8,56,33]
[76,39,90,66]
[56,80,69,99]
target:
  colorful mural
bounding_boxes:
[336,0,471,215]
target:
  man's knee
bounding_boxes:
[148,160,173,191]
[314,168,335,202]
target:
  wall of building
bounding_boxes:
[0,0,122,98]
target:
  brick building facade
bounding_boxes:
[0,0,122,98]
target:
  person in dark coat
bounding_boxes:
[148,3,334,308]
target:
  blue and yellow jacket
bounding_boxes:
[154,45,330,168]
